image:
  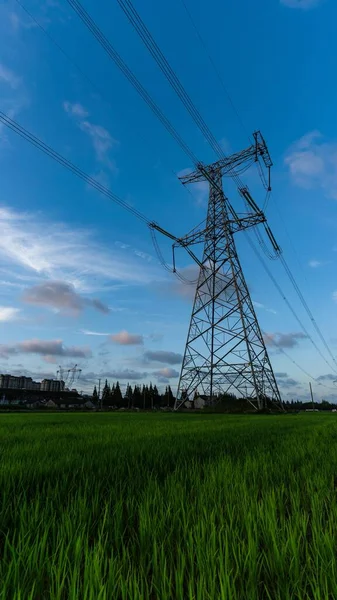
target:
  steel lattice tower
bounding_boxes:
[172,133,283,411]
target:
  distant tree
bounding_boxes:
[109,383,116,407]
[149,382,154,409]
[167,385,174,407]
[114,381,123,406]
[321,400,331,410]
[133,385,142,408]
[153,384,160,408]
[102,379,111,407]
[92,385,98,403]
[125,383,133,408]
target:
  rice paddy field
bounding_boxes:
[1,412,337,599]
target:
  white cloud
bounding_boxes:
[0,63,21,89]
[252,300,277,315]
[23,281,110,316]
[63,101,89,118]
[0,64,28,144]
[80,329,110,336]
[0,205,164,293]
[110,331,144,345]
[0,306,20,321]
[285,131,337,199]
[144,350,183,365]
[63,101,118,172]
[309,260,322,268]
[0,339,91,360]
[153,367,179,379]
[264,331,307,348]
[79,121,118,167]
[280,0,321,7]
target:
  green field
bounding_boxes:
[0,412,337,599]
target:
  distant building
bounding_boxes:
[40,379,65,392]
[194,395,207,409]
[0,374,41,390]
[45,398,94,409]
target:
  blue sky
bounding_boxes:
[0,0,337,400]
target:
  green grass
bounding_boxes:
[0,412,337,599]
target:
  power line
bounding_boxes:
[0,111,199,285]
[65,0,198,165]
[262,330,337,393]
[0,111,150,224]
[246,233,337,374]
[279,254,337,371]
[14,0,107,103]
[117,0,225,158]
[66,0,253,196]
[179,0,250,142]
[16,0,335,379]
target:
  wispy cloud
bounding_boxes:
[0,306,20,321]
[80,329,110,336]
[309,260,322,268]
[144,350,183,365]
[253,300,277,315]
[0,206,164,293]
[63,102,89,118]
[63,101,118,172]
[308,259,330,268]
[23,281,110,316]
[84,369,148,381]
[277,377,300,388]
[0,63,28,143]
[158,264,199,301]
[316,374,337,382]
[0,64,21,89]
[0,339,91,361]
[153,367,179,379]
[110,331,144,345]
[285,131,337,199]
[280,0,322,8]
[264,331,307,348]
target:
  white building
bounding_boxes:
[0,374,41,390]
[40,379,65,392]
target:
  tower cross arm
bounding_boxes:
[179,130,271,184]
[149,222,204,268]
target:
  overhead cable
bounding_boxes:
[246,233,337,374]
[117,0,225,158]
[280,254,337,371]
[14,0,107,103]
[0,111,150,224]
[262,330,337,393]
[65,0,198,165]
[179,0,250,143]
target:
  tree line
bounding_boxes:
[92,380,175,409]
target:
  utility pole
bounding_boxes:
[98,378,101,411]
[309,382,315,410]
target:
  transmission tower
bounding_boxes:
[67,364,82,389]
[151,132,283,411]
[57,365,66,384]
